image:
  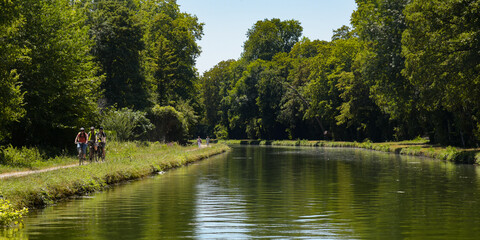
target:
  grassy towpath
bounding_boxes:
[0,142,230,211]
[0,144,213,179]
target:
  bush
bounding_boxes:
[0,198,28,227]
[0,146,43,168]
[214,124,228,140]
[101,108,154,141]
[149,105,187,143]
[175,100,199,137]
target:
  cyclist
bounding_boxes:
[96,127,107,161]
[87,126,97,161]
[74,127,88,164]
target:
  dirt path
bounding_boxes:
[186,144,209,151]
[0,164,79,179]
[0,145,211,179]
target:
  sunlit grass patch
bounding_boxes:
[0,142,230,214]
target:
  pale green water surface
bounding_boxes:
[5,145,480,239]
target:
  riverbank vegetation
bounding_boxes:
[0,199,28,228]
[199,1,480,147]
[0,142,229,226]
[221,139,480,164]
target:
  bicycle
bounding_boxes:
[76,142,86,165]
[97,142,106,162]
[88,141,98,163]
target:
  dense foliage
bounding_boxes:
[101,108,154,141]
[198,1,480,146]
[1,0,479,148]
[0,0,202,148]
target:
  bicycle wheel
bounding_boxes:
[99,143,105,162]
[101,147,105,162]
[89,145,94,162]
[78,148,83,165]
[95,146,99,162]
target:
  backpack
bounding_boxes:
[78,132,87,142]
[97,131,106,142]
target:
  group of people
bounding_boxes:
[74,126,107,161]
[76,127,210,161]
[197,136,210,148]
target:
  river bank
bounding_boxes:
[0,142,229,218]
[220,139,480,164]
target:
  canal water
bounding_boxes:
[8,145,480,239]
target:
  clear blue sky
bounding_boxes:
[176,0,358,74]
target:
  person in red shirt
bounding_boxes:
[74,127,88,162]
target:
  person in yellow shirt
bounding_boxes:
[87,126,97,161]
[96,127,107,161]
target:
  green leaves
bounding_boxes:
[0,198,28,227]
[149,105,187,143]
[242,18,303,62]
[101,108,153,141]
[402,0,480,145]
[89,0,148,110]
[0,0,27,143]
[6,0,102,147]
[141,0,204,105]
[0,0,206,147]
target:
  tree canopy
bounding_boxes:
[198,2,480,146]
[0,0,203,147]
[242,18,303,62]
[1,0,480,149]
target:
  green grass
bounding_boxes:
[219,139,480,164]
[0,142,230,212]
[0,146,77,174]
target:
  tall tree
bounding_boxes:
[0,0,25,142]
[228,60,266,138]
[141,0,203,105]
[256,60,286,139]
[242,18,303,62]
[301,41,336,137]
[333,35,390,141]
[278,38,324,139]
[199,60,235,136]
[89,0,149,110]
[402,0,480,146]
[10,0,101,147]
[352,0,419,140]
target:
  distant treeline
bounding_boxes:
[1,0,479,150]
[198,0,480,147]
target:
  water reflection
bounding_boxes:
[5,145,480,239]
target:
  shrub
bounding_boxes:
[214,124,228,140]
[149,105,187,143]
[0,146,43,168]
[101,108,154,141]
[175,100,199,137]
[0,198,28,227]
